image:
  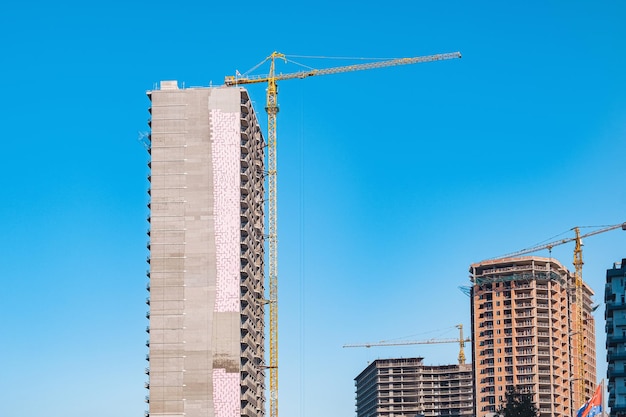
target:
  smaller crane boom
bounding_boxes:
[343,338,468,348]
[344,324,470,364]
[488,222,626,261]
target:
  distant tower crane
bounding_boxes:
[343,324,470,365]
[486,222,626,402]
[225,51,461,417]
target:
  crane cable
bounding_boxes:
[242,55,410,78]
[298,86,307,417]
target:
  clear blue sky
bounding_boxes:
[1,1,625,416]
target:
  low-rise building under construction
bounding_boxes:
[355,357,473,417]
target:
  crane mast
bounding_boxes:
[226,51,462,417]
[573,227,585,403]
[458,324,466,365]
[266,52,281,417]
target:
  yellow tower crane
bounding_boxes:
[225,51,462,417]
[490,222,626,404]
[343,324,470,365]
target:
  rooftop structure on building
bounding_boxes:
[355,357,474,417]
[145,81,265,417]
[606,258,626,417]
[469,256,597,417]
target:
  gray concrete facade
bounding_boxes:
[146,82,265,417]
[355,358,474,417]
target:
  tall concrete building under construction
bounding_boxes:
[469,257,597,417]
[145,81,266,417]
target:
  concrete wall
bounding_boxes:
[147,83,265,417]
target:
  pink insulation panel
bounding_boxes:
[211,109,241,314]
[212,368,240,417]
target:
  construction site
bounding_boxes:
[3,3,625,417]
[144,52,625,417]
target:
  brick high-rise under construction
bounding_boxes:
[469,256,597,417]
[145,82,266,417]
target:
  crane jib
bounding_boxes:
[224,52,462,86]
